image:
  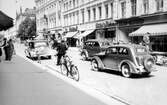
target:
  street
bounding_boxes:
[0,54,112,105]
[14,43,167,105]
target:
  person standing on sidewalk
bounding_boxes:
[56,40,68,65]
[7,39,15,61]
[2,38,8,60]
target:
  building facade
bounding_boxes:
[35,0,167,49]
[35,0,63,39]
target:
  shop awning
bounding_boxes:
[129,24,167,36]
[75,29,95,38]
[0,11,13,31]
[64,31,78,38]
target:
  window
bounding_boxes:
[93,8,96,21]
[118,47,128,55]
[73,0,75,7]
[105,4,108,18]
[131,0,136,16]
[143,0,149,14]
[121,2,126,18]
[106,47,118,54]
[156,0,163,12]
[105,30,115,38]
[111,3,113,18]
[81,9,85,23]
[98,6,102,19]
[88,9,91,22]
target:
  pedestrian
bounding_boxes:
[0,47,2,62]
[52,39,59,49]
[2,38,8,60]
[7,39,15,61]
[56,40,68,65]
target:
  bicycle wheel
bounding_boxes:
[60,64,68,76]
[70,65,79,81]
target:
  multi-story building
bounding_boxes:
[35,0,63,39]
[62,0,117,46]
[35,0,167,51]
[116,0,167,53]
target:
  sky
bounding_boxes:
[0,0,35,19]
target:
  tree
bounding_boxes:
[17,17,36,40]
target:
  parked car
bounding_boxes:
[150,51,167,65]
[91,44,156,78]
[80,39,111,60]
[24,40,53,60]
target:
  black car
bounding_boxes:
[91,43,156,78]
[80,39,111,60]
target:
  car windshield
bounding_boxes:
[34,42,47,48]
[100,42,111,46]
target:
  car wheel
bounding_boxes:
[81,52,87,60]
[91,59,99,71]
[60,64,68,76]
[144,57,155,71]
[121,64,131,78]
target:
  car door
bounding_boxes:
[90,41,101,56]
[102,47,118,70]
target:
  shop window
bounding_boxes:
[105,30,115,38]
[150,36,167,52]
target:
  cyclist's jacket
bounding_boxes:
[57,43,67,55]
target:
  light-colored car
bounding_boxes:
[24,40,53,59]
[91,44,156,78]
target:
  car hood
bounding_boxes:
[35,47,55,55]
[94,51,106,56]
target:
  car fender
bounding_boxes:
[119,60,136,72]
[81,49,89,58]
[91,56,105,69]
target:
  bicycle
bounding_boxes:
[60,55,80,81]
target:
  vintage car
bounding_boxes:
[80,39,111,60]
[24,40,53,59]
[91,44,156,78]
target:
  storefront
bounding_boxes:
[64,26,78,47]
[116,17,144,43]
[95,20,116,43]
[129,12,167,52]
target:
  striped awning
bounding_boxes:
[64,31,78,38]
[74,29,95,38]
[129,23,167,36]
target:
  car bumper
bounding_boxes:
[133,66,157,74]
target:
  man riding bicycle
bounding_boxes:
[56,40,68,65]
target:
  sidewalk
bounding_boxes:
[0,55,125,105]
